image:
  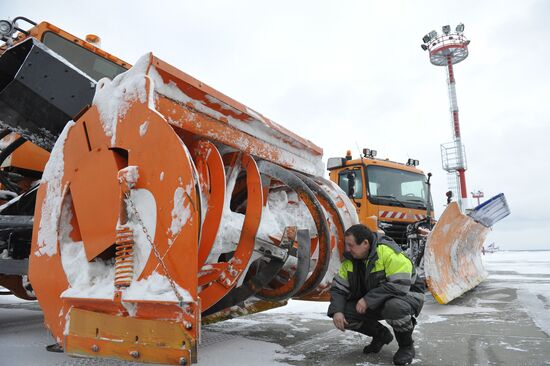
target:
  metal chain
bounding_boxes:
[125,192,185,307]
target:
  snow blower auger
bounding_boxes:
[20,47,358,364]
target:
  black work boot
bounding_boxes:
[363,325,393,354]
[393,330,415,365]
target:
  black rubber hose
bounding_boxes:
[0,130,12,141]
[13,16,37,26]
[12,17,37,36]
[0,137,27,193]
[0,173,20,193]
[0,136,26,166]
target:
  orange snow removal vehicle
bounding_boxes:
[0,16,509,365]
[324,151,510,305]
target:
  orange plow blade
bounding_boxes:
[423,202,490,304]
[27,53,358,365]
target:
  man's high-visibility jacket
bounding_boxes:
[327,234,425,317]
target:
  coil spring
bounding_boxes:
[114,226,135,288]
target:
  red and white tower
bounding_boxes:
[422,23,470,210]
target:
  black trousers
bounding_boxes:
[343,297,415,335]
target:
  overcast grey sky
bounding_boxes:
[4,0,549,250]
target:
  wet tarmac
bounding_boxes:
[203,284,550,365]
[1,251,549,365]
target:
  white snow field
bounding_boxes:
[1,250,549,365]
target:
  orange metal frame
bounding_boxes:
[18,20,358,365]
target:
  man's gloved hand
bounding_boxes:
[333,312,348,331]
[356,297,368,314]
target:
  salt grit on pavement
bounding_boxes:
[1,251,549,365]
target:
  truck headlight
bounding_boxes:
[0,20,13,36]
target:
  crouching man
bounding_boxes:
[327,224,425,365]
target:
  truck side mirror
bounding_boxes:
[446,190,453,204]
[347,171,356,198]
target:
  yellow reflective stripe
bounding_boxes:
[387,272,412,283]
[334,275,350,288]
[332,279,349,292]
[387,282,410,292]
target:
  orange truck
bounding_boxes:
[327,149,433,250]
[324,149,510,305]
[0,16,509,365]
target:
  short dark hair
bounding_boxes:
[344,224,374,246]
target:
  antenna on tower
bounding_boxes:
[421,23,471,210]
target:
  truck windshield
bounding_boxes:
[42,32,127,81]
[366,165,429,209]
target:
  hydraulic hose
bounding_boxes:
[0,136,26,193]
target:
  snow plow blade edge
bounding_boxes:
[424,202,490,304]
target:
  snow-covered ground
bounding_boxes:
[484,251,550,338]
[1,250,549,365]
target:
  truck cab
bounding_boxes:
[328,149,433,247]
